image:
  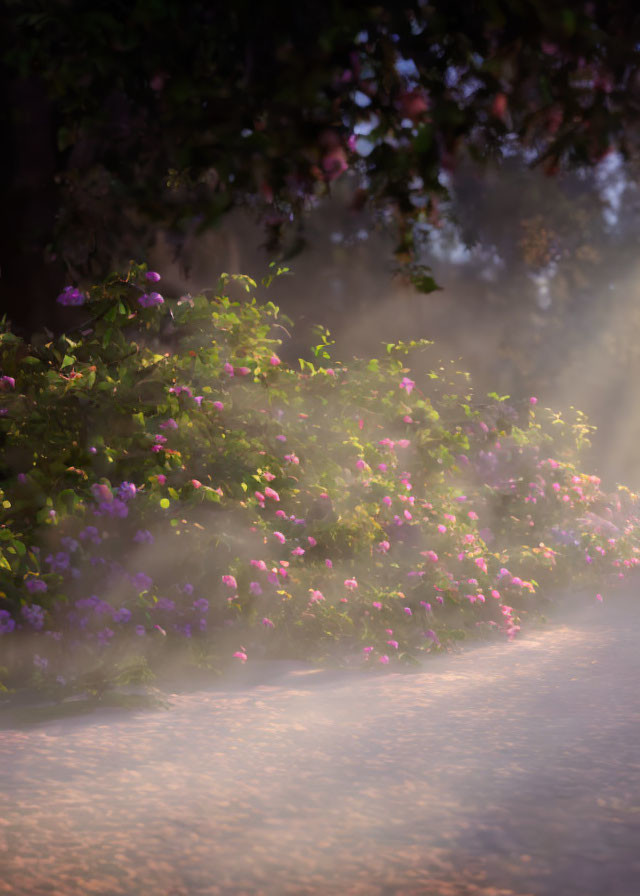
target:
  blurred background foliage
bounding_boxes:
[3,0,640,480]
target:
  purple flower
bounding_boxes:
[0,376,15,390]
[193,598,209,612]
[97,628,114,645]
[159,418,178,430]
[113,607,132,623]
[0,610,15,634]
[93,599,114,616]
[57,286,86,306]
[75,595,100,609]
[60,536,79,553]
[79,525,101,544]
[46,551,70,573]
[22,604,45,630]
[135,625,146,636]
[118,481,137,501]
[25,577,47,594]
[138,292,164,308]
[132,572,153,592]
[183,583,194,595]
[133,529,154,544]
[145,271,161,282]
[156,597,175,611]
[249,581,263,596]
[33,654,49,670]
[94,498,128,518]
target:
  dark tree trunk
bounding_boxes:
[0,75,66,338]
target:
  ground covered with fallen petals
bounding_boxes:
[1,596,639,895]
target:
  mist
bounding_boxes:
[3,157,640,896]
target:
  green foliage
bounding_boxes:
[3,1,638,285]
[0,265,638,697]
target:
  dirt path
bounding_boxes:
[1,598,639,895]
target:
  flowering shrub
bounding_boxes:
[0,264,638,696]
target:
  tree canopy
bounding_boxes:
[2,0,640,330]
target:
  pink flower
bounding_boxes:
[399,377,415,395]
[403,607,412,616]
[156,474,167,485]
[213,401,224,411]
[307,536,317,547]
[379,655,390,664]
[0,376,15,390]
[396,439,410,448]
[377,540,390,553]
[224,362,234,376]
[251,559,267,571]
[309,589,325,603]
[233,651,248,663]
[381,496,392,507]
[264,486,280,501]
[468,511,479,520]
[325,558,333,568]
[356,458,367,470]
[421,550,438,562]
[344,578,358,590]
[191,479,202,488]
[273,531,286,544]
[237,366,251,376]
[249,582,263,595]
[264,472,276,481]
[474,557,487,574]
[529,397,538,405]
[222,574,237,589]
[261,617,274,628]
[291,546,305,556]
[269,355,281,366]
[437,524,447,534]
[372,601,382,610]
[363,646,373,655]
[387,639,399,649]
